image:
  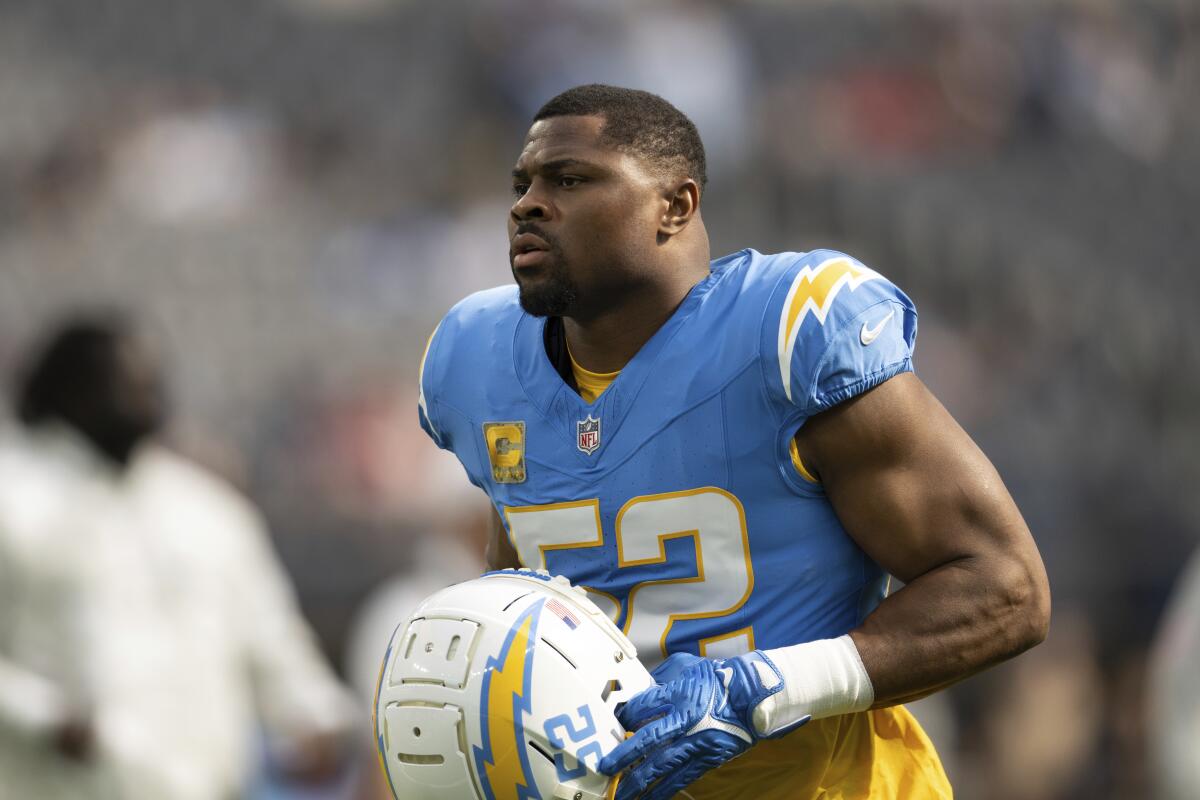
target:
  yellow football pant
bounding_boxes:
[681,706,952,799]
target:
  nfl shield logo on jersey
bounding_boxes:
[577,415,601,455]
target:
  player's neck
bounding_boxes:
[563,267,707,374]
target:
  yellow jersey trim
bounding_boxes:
[789,437,820,484]
[567,344,620,404]
[417,322,442,442]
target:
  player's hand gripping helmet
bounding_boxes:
[373,569,654,800]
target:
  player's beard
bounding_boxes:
[512,243,578,318]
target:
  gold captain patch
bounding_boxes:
[483,421,526,483]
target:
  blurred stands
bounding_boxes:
[0,1,1197,798]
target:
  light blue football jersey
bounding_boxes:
[418,249,917,666]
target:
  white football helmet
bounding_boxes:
[373,569,654,800]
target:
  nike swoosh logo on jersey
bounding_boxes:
[860,309,895,346]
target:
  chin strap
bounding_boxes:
[552,779,612,800]
[553,774,698,800]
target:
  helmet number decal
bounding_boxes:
[544,706,604,782]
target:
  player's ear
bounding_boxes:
[659,179,700,237]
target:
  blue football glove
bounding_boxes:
[598,651,809,800]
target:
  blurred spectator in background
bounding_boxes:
[1147,546,1200,800]
[345,514,486,707]
[0,312,357,800]
[345,523,487,800]
[0,2,1197,796]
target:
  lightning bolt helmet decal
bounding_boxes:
[474,598,546,800]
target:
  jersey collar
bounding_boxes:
[513,269,724,462]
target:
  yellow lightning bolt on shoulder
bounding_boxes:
[777,257,879,402]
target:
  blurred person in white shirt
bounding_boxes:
[0,312,357,800]
[1148,547,1200,800]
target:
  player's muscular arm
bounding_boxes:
[485,506,522,571]
[794,371,1051,705]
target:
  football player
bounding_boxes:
[416,84,1050,799]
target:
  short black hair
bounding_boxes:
[534,84,707,192]
[14,312,130,424]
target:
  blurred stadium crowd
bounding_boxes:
[1,1,1198,798]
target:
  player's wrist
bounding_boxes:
[716,651,787,736]
[749,634,875,737]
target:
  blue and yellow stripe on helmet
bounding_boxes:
[473,598,545,800]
